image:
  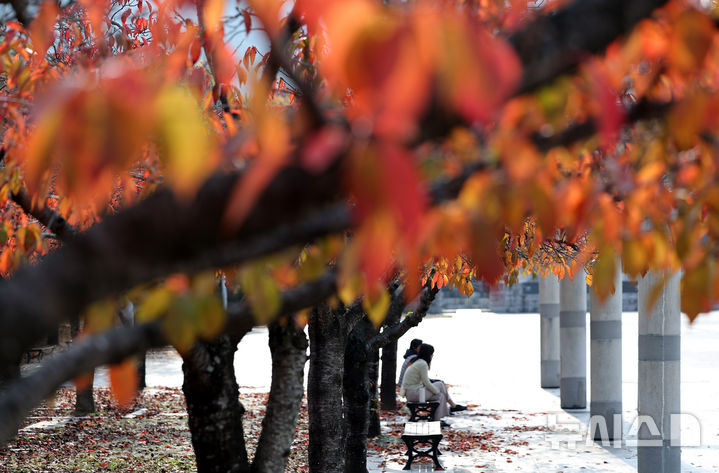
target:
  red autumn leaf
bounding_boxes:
[243,9,252,35]
[121,9,131,28]
[381,145,427,238]
[301,127,347,174]
[585,60,624,148]
[189,37,202,64]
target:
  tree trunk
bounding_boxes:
[119,302,146,391]
[367,348,381,438]
[251,321,308,473]
[74,373,95,415]
[380,340,398,410]
[308,303,346,473]
[137,352,146,391]
[182,335,250,473]
[70,319,95,415]
[343,317,374,473]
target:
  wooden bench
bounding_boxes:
[406,401,440,422]
[401,421,443,470]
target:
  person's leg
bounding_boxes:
[433,380,456,408]
[429,381,450,419]
[405,388,420,402]
[434,380,467,413]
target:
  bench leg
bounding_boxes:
[430,438,443,470]
[403,445,414,470]
[402,437,443,471]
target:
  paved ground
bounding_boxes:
[82,309,719,471]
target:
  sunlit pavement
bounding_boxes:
[371,309,719,472]
[86,308,719,472]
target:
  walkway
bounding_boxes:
[68,309,719,472]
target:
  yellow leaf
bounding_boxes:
[192,271,218,295]
[681,259,715,322]
[136,287,173,323]
[622,238,646,278]
[85,300,117,333]
[592,246,617,301]
[239,263,281,325]
[363,287,390,327]
[156,86,215,197]
[196,297,226,340]
[162,298,198,354]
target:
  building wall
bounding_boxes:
[433,277,638,313]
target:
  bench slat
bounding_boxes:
[403,421,441,436]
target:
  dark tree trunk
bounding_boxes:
[308,303,346,473]
[136,352,146,391]
[343,317,374,473]
[379,284,403,412]
[251,321,308,473]
[118,302,146,392]
[380,340,398,411]
[74,374,95,415]
[182,335,250,473]
[70,319,95,415]
[367,348,381,438]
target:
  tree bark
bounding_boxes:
[71,320,95,415]
[74,374,95,415]
[343,317,374,473]
[379,294,402,412]
[308,303,346,473]
[380,340,398,411]
[182,335,250,473]
[137,352,146,391]
[251,321,308,473]
[367,347,381,439]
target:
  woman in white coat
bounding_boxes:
[399,343,465,421]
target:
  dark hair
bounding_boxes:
[410,339,423,350]
[417,343,434,367]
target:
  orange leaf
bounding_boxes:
[109,358,138,408]
[190,37,202,64]
[29,0,58,56]
[73,371,94,393]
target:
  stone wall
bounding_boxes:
[433,278,639,313]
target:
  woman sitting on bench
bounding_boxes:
[399,343,465,421]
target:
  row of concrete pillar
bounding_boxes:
[539,268,680,473]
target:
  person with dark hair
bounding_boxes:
[397,338,423,387]
[399,343,466,422]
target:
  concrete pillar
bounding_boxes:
[560,273,587,409]
[589,262,622,441]
[539,274,560,388]
[638,270,680,473]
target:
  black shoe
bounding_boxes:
[450,404,467,413]
[440,420,450,428]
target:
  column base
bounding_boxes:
[560,376,586,409]
[541,360,560,388]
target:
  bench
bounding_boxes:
[406,401,440,422]
[401,421,443,470]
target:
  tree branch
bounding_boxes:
[0,270,338,446]
[532,99,672,152]
[366,285,439,353]
[10,187,79,241]
[510,0,669,95]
